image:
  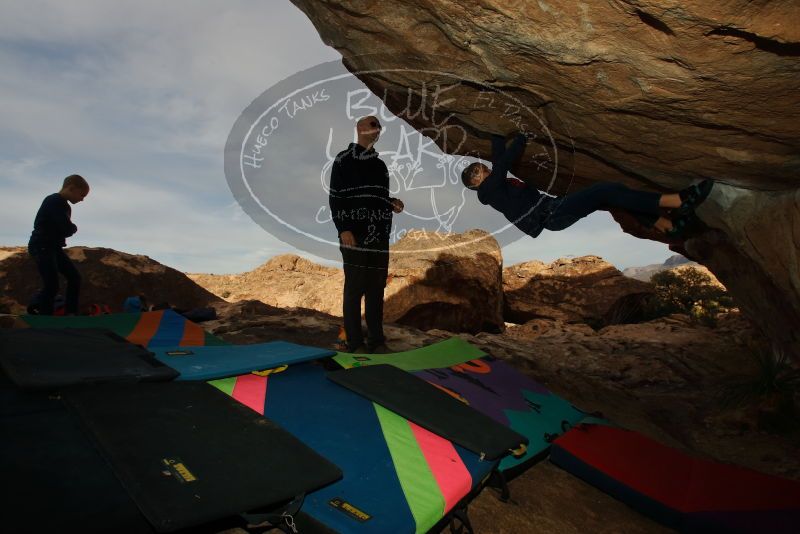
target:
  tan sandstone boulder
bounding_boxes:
[503,255,654,324]
[0,246,221,314]
[189,254,344,316]
[192,229,504,333]
[384,229,503,333]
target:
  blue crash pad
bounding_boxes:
[154,342,336,381]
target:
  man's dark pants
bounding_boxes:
[28,245,81,315]
[340,241,389,351]
[543,182,662,231]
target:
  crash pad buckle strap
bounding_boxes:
[509,442,527,458]
[283,511,297,533]
[241,493,304,532]
[251,364,289,377]
[544,419,573,443]
[561,420,573,433]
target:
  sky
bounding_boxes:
[0,0,677,274]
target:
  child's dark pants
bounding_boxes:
[28,246,81,315]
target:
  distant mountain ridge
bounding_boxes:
[623,254,694,282]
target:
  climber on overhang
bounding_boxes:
[461,133,713,239]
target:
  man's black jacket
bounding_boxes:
[329,143,395,246]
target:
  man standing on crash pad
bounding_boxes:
[329,116,404,354]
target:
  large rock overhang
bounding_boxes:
[291,0,800,358]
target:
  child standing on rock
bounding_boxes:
[27,174,90,315]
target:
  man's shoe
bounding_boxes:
[351,345,370,354]
[367,343,393,354]
[678,179,714,214]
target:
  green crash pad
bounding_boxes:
[334,337,486,372]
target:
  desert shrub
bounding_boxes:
[645,267,732,326]
[722,341,800,432]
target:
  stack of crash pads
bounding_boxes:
[18,310,337,381]
[1,373,342,533]
[22,308,226,347]
[550,421,800,533]
[334,337,590,477]
[2,312,344,532]
[11,312,796,533]
[333,338,800,533]
[64,382,342,532]
[0,317,568,533]
[9,313,525,533]
[328,364,529,461]
[203,336,582,532]
[211,362,507,533]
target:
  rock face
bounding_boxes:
[192,230,504,333]
[385,229,503,333]
[689,185,800,355]
[0,247,221,314]
[291,0,800,358]
[189,254,344,316]
[292,0,800,189]
[504,255,653,324]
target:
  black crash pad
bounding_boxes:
[0,364,58,416]
[0,328,177,390]
[1,398,154,534]
[63,382,343,532]
[327,364,528,460]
